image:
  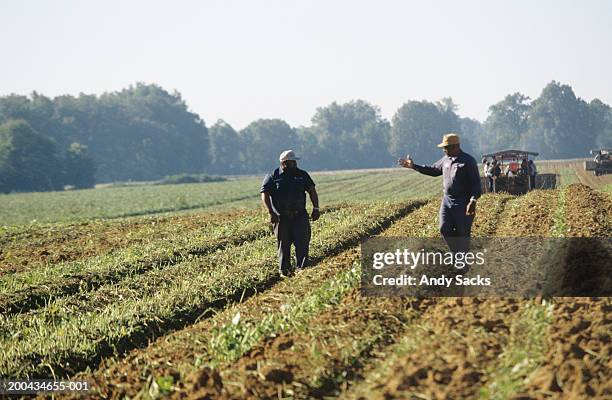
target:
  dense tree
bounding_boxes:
[240,119,298,173]
[483,93,531,152]
[0,120,63,193]
[0,83,210,183]
[460,117,484,156]
[208,119,243,173]
[389,100,461,164]
[587,99,612,148]
[0,81,610,192]
[309,100,391,169]
[526,81,592,159]
[63,142,95,189]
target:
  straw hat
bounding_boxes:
[437,133,460,148]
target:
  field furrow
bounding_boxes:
[515,184,612,398]
[0,206,345,316]
[69,193,513,398]
[0,200,425,378]
[1,166,607,400]
[62,198,433,398]
[337,189,559,399]
[164,193,513,398]
[0,207,357,277]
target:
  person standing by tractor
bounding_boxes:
[488,159,501,192]
[261,150,320,277]
[528,160,537,189]
[398,133,481,254]
[483,158,492,192]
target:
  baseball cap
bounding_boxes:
[279,150,300,162]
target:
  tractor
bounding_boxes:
[481,150,556,195]
[584,149,612,176]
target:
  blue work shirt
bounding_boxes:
[260,167,315,216]
[413,151,482,203]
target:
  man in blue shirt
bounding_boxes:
[261,150,320,277]
[398,133,482,254]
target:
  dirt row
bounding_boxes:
[344,186,611,399]
[59,188,610,399]
[349,298,529,400]
[182,292,431,400]
[64,200,432,398]
[563,183,612,237]
[168,193,515,398]
[495,189,558,236]
[521,297,611,398]
[333,189,559,399]
[0,208,260,276]
[518,184,612,398]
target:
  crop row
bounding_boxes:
[343,187,610,399]
[0,208,273,314]
[72,187,609,399]
[0,208,263,275]
[74,192,506,397]
[0,200,424,378]
[0,205,350,316]
[0,179,262,225]
[66,196,436,397]
[140,192,517,398]
[172,190,556,398]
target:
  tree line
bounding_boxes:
[1,81,610,193]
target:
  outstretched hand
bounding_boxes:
[397,158,414,169]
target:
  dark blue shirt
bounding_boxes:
[260,168,315,216]
[413,151,482,201]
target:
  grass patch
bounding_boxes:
[550,186,567,238]
[206,263,360,367]
[600,183,612,194]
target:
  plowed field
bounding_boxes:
[1,175,610,399]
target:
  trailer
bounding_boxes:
[584,149,612,176]
[481,150,556,195]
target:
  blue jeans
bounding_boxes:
[439,196,474,253]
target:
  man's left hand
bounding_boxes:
[311,208,320,221]
[466,199,477,216]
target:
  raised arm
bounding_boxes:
[399,157,444,177]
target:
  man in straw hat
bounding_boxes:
[398,133,481,255]
[261,150,320,277]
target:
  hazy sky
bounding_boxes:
[1,0,611,129]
